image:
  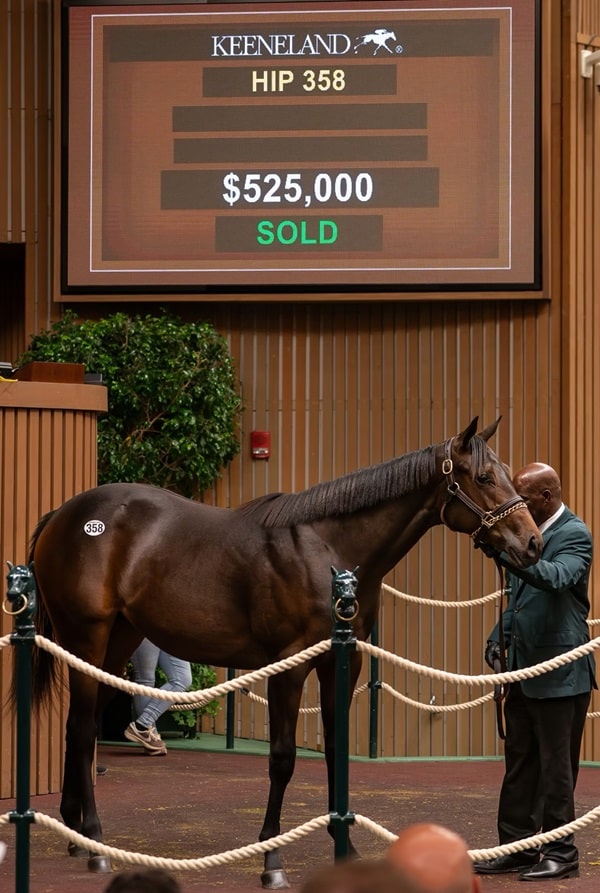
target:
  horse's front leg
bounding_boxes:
[259,668,306,890]
[317,651,363,859]
[60,672,111,873]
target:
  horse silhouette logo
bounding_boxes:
[354,28,400,55]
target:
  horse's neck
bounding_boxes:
[314,487,440,580]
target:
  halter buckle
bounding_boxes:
[442,458,453,475]
[480,511,497,528]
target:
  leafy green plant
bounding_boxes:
[18,309,242,498]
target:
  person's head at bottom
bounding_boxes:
[300,857,405,893]
[102,867,182,893]
[386,823,481,893]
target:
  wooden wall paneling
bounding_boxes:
[1,386,106,797]
[303,305,324,752]
[403,305,425,757]
[30,0,52,340]
[10,0,23,241]
[436,304,459,758]
[350,307,372,756]
[0,409,17,798]
[414,304,435,758]
[591,76,600,762]
[0,3,9,241]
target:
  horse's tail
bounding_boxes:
[9,510,60,713]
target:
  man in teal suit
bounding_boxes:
[473,463,595,881]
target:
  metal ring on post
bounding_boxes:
[334,598,359,621]
[2,596,28,616]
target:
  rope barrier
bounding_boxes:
[382,582,600,627]
[32,635,331,705]
[3,804,600,871]
[381,583,503,607]
[357,636,600,687]
[0,810,332,870]
[4,581,600,879]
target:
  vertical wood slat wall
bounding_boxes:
[563,4,600,762]
[0,0,52,351]
[0,382,107,799]
[2,0,600,770]
[197,299,572,759]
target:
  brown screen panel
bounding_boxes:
[61,1,540,295]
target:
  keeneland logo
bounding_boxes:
[210,26,402,57]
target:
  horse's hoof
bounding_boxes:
[261,869,290,889]
[67,842,89,858]
[88,855,112,873]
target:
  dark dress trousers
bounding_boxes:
[489,507,595,861]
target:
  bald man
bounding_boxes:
[386,823,480,893]
[474,463,595,880]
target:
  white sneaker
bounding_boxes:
[124,722,167,755]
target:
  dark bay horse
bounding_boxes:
[27,418,541,887]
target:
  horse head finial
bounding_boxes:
[330,566,359,621]
[4,561,37,617]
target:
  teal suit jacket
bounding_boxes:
[489,506,596,698]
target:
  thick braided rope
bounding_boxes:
[234,687,321,716]
[0,811,330,870]
[354,806,600,860]
[382,585,600,628]
[382,583,502,608]
[201,681,373,715]
[379,682,494,712]
[34,635,331,705]
[4,633,600,716]
[357,636,600,686]
[3,807,598,871]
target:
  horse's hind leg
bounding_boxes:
[61,669,111,873]
[258,668,305,889]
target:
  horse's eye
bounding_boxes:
[476,473,492,485]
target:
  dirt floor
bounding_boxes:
[1,736,600,893]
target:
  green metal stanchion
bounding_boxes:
[226,667,235,749]
[329,567,358,860]
[368,619,381,759]
[5,562,38,893]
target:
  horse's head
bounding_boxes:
[439,418,542,567]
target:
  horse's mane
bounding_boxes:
[235,444,399,526]
[238,435,491,527]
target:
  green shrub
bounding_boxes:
[19,309,242,498]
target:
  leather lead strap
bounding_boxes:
[493,559,509,740]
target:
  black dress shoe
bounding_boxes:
[473,853,539,874]
[519,858,579,880]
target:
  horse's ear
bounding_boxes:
[458,417,479,449]
[478,417,502,443]
[6,560,13,570]
[330,565,338,576]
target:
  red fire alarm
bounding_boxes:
[251,430,271,459]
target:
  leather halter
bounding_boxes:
[439,438,527,545]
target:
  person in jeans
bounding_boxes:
[125,639,192,755]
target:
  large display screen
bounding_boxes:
[60,0,540,296]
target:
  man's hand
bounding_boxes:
[485,640,502,670]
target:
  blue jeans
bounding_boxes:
[130,639,193,729]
